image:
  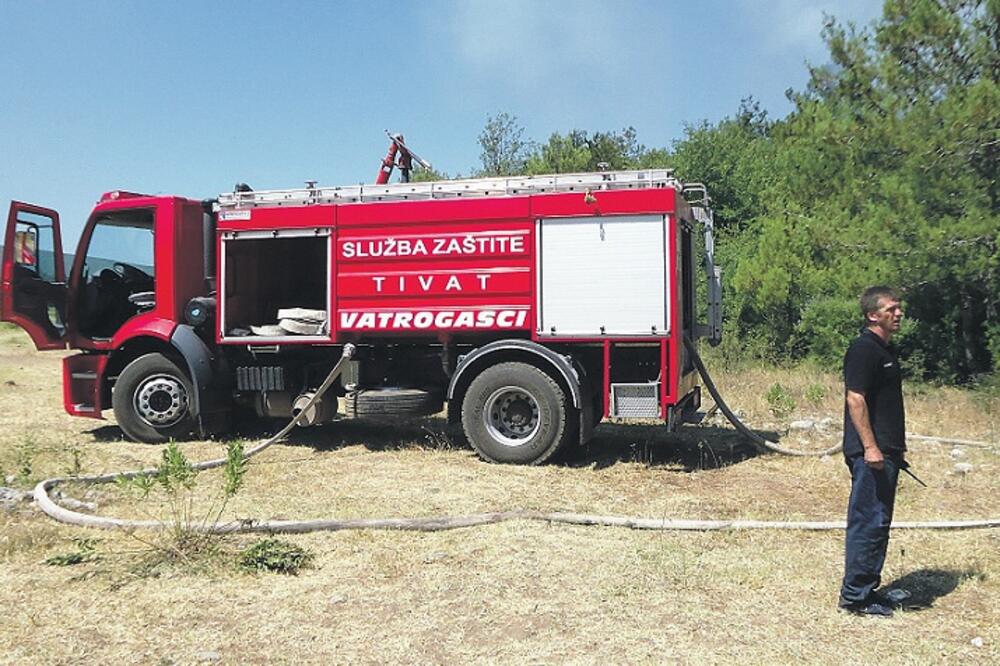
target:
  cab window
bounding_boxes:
[13,212,60,282]
[77,210,156,339]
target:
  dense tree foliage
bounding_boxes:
[477,112,532,176]
[741,0,1000,381]
[473,0,998,382]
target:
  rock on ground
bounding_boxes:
[1,486,32,511]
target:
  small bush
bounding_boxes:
[805,383,828,406]
[66,445,84,477]
[14,437,36,486]
[765,383,796,418]
[713,324,779,371]
[45,537,101,566]
[238,538,314,575]
[111,441,250,578]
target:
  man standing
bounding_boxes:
[838,286,906,617]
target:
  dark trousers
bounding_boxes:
[839,454,901,606]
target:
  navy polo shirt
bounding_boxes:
[842,329,906,457]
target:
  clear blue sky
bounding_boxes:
[0,0,882,248]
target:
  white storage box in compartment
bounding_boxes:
[537,215,669,336]
[220,228,332,342]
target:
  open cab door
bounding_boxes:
[1,202,67,350]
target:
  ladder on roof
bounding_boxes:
[215,169,681,210]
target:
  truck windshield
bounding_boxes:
[83,214,155,277]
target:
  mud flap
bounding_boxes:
[170,324,230,437]
[666,386,701,432]
[578,376,596,446]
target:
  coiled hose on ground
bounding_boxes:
[31,342,1000,533]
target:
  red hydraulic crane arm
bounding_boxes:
[375,131,431,184]
[376,140,400,185]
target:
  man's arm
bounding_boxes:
[846,390,884,470]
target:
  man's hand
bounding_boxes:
[864,446,885,470]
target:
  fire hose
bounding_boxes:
[682,336,844,457]
[30,342,1000,533]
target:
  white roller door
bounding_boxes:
[537,215,669,336]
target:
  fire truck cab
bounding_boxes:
[2,169,721,465]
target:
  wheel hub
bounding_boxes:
[484,386,541,447]
[134,374,188,427]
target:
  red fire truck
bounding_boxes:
[1,164,721,464]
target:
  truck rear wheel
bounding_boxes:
[112,353,197,443]
[461,362,571,464]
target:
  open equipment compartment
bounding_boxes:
[219,228,332,342]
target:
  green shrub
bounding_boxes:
[238,538,314,575]
[805,383,828,406]
[765,383,796,418]
[113,441,250,575]
[14,436,36,486]
[45,537,101,566]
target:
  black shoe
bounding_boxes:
[840,601,894,617]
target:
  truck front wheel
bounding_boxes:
[461,362,572,464]
[112,353,197,443]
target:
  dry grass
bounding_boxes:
[1,323,998,664]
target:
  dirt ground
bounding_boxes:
[1,324,998,664]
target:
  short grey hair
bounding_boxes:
[860,286,900,319]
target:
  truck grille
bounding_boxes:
[236,366,285,391]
